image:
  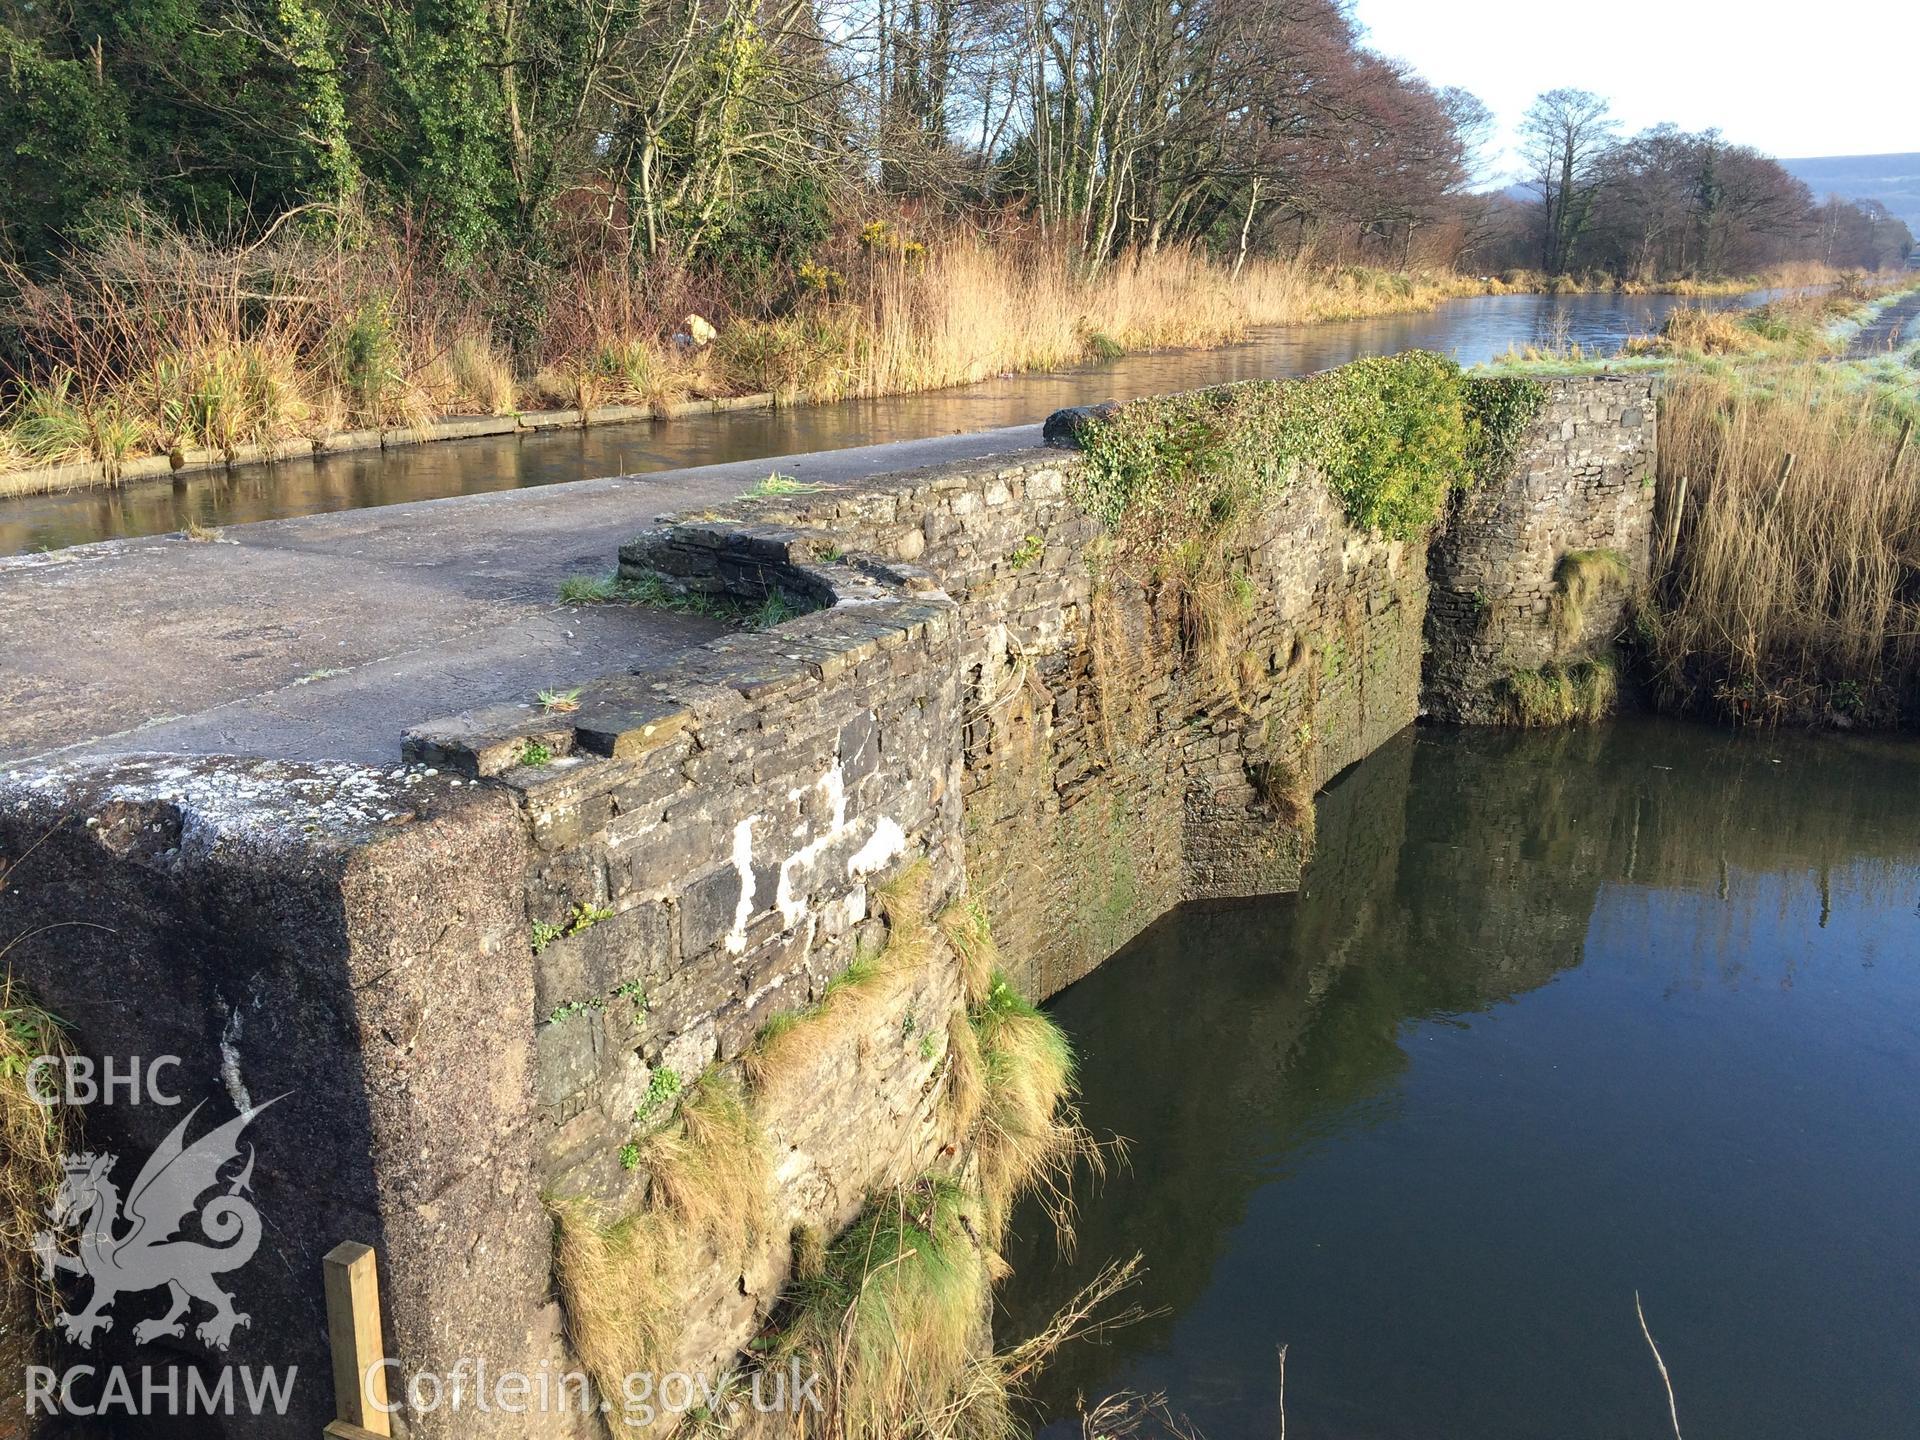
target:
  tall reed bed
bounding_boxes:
[0,218,1539,474]
[3,215,1874,481]
[715,242,1512,403]
[1645,366,1920,726]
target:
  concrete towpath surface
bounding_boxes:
[0,425,1044,768]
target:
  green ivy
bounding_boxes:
[1462,374,1549,489]
[1068,354,1549,545]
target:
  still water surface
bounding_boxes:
[1,290,1761,555]
[1000,717,1920,1440]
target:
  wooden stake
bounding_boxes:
[323,1242,392,1437]
[1662,474,1689,570]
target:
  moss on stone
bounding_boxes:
[1067,353,1547,545]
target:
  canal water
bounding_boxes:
[0,289,1757,555]
[998,717,1920,1440]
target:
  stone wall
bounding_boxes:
[0,371,1655,1440]
[405,543,976,1405]
[1424,374,1659,722]
[622,449,1429,997]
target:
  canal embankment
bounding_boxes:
[0,363,1653,1439]
[0,287,1797,555]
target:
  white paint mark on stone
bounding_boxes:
[725,817,757,955]
[775,763,847,927]
[847,817,906,878]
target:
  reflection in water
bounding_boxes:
[1,290,1766,555]
[999,717,1920,1440]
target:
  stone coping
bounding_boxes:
[402,518,952,782]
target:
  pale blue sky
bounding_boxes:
[1350,0,1920,177]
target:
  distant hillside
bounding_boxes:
[1781,154,1920,230]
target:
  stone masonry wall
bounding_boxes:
[0,371,1653,1440]
[403,543,974,1420]
[624,451,1428,997]
[0,757,548,1440]
[1425,374,1659,722]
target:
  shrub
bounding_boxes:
[325,296,430,428]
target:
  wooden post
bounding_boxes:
[323,1241,392,1438]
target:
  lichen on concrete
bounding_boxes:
[3,753,468,861]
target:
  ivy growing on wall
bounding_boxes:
[1068,354,1548,545]
[1461,373,1550,495]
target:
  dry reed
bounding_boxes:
[1647,367,1920,725]
[2,971,73,1381]
[0,221,1583,475]
[549,1070,768,1406]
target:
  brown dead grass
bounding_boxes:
[1648,367,1920,724]
[549,1070,768,1404]
[551,1200,681,1393]
[1551,548,1631,648]
[936,899,999,1008]
[1250,755,1318,851]
[744,859,934,1095]
[2,971,74,1407]
[632,1073,767,1254]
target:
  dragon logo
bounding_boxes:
[31,1097,281,1352]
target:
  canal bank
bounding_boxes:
[0,289,1730,556]
[0,364,1654,1437]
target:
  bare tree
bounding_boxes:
[1520,88,1614,274]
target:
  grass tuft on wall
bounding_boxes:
[1551,547,1631,648]
[1501,657,1619,727]
[936,899,1000,1008]
[776,1176,995,1439]
[744,858,934,1094]
[1249,753,1318,852]
[551,1201,681,1395]
[550,1070,769,1405]
[2,975,72,1363]
[969,972,1103,1248]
